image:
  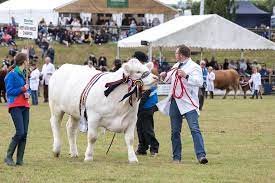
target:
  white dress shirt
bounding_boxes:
[157,58,203,116]
[41,63,55,85]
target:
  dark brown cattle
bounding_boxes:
[213,69,240,99]
[0,70,7,103]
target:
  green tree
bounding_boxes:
[0,0,8,3]
[252,0,275,14]
[205,0,237,21]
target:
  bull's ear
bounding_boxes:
[145,62,154,71]
[122,63,131,76]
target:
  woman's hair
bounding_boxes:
[14,53,27,66]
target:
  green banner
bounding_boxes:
[107,0,128,8]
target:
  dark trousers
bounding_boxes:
[198,87,205,110]
[136,107,159,153]
[43,82,48,102]
[31,90,38,105]
[252,90,259,99]
[10,107,29,143]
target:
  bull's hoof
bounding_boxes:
[53,152,60,158]
[129,159,139,164]
[84,156,93,162]
[70,153,79,158]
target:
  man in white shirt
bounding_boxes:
[41,57,55,102]
[157,45,208,164]
[29,63,40,105]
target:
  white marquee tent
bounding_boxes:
[117,14,275,60]
[0,0,74,25]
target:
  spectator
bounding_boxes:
[239,59,247,75]
[41,38,49,58]
[110,59,122,72]
[29,45,37,61]
[41,57,55,103]
[21,46,29,58]
[228,60,237,70]
[9,45,18,57]
[129,20,137,36]
[46,45,55,64]
[209,57,218,70]
[206,66,215,99]
[29,63,40,105]
[223,58,229,70]
[199,60,208,110]
[259,66,269,77]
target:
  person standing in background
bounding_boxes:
[199,60,208,110]
[29,63,40,105]
[41,57,55,103]
[206,66,215,99]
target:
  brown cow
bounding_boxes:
[240,76,251,99]
[213,69,240,99]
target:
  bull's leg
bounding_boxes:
[124,122,138,163]
[50,111,64,157]
[84,115,100,162]
[233,87,238,99]
[223,89,230,99]
[66,116,79,158]
[244,91,247,99]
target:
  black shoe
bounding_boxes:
[16,141,26,166]
[199,157,208,164]
[150,152,158,157]
[135,151,147,156]
[4,157,15,166]
[4,139,17,166]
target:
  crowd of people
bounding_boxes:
[0,14,162,48]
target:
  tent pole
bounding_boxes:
[116,46,120,59]
[159,47,162,64]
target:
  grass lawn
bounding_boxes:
[0,96,274,183]
[1,40,275,68]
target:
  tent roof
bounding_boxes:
[235,1,269,15]
[56,0,178,14]
[0,0,74,10]
[118,14,275,50]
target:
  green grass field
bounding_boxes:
[1,41,275,68]
[0,96,274,183]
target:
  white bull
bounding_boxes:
[48,59,158,163]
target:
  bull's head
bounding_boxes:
[122,58,158,90]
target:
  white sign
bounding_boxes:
[273,6,275,15]
[18,19,38,39]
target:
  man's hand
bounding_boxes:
[177,70,187,78]
[159,72,167,79]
